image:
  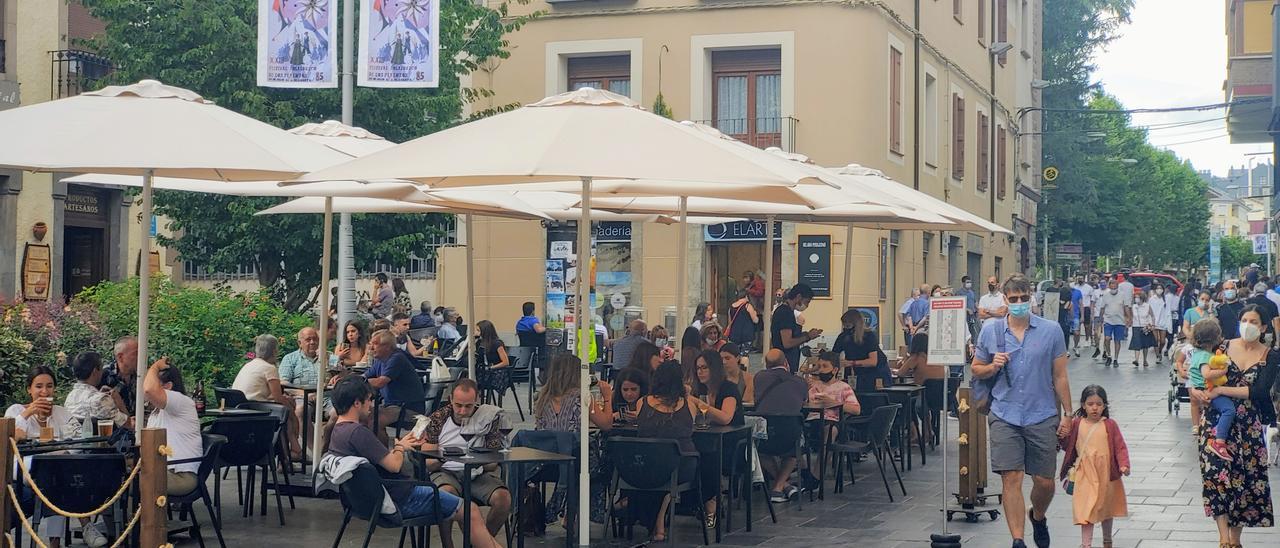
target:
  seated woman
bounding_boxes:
[611,367,650,423]
[631,361,707,541]
[535,353,612,432]
[142,358,204,497]
[648,325,675,360]
[475,320,511,397]
[679,327,702,387]
[4,367,104,548]
[719,343,754,405]
[335,320,369,367]
[692,350,743,427]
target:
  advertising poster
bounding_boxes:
[357,0,440,88]
[257,0,337,88]
[797,234,831,297]
[927,297,968,365]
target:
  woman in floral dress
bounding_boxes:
[1190,304,1277,548]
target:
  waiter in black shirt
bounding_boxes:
[771,283,822,372]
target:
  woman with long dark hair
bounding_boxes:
[335,320,368,366]
[391,278,412,314]
[475,319,511,397]
[633,361,706,541]
[1188,303,1277,547]
[691,302,715,331]
[611,366,650,422]
[680,326,702,386]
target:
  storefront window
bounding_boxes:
[594,222,633,338]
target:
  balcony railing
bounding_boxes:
[693,116,798,152]
[50,49,113,99]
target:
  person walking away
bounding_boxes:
[1094,280,1131,368]
[1188,304,1277,548]
[725,290,760,353]
[1059,385,1130,548]
[1090,278,1107,355]
[960,275,979,341]
[971,275,1073,548]
[1128,290,1155,368]
[743,270,766,312]
[1072,276,1091,357]
[1164,283,1182,355]
[899,288,921,348]
[1051,280,1074,350]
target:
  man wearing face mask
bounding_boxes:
[899,288,922,347]
[979,276,1010,329]
[1245,282,1278,326]
[1216,280,1244,340]
[1094,279,1131,367]
[971,275,1073,548]
[1071,276,1091,356]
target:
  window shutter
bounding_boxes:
[890,48,902,153]
[977,113,989,191]
[953,94,965,180]
[998,0,1009,64]
[997,126,1007,199]
[978,0,986,40]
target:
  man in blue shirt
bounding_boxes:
[906,284,932,344]
[959,275,978,339]
[971,275,1072,548]
[363,330,426,445]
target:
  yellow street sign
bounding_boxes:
[1043,166,1059,182]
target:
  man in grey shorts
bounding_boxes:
[972,275,1073,548]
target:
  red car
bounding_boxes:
[1122,272,1183,296]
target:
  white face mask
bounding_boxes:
[1240,322,1261,343]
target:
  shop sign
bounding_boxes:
[596,221,631,243]
[797,234,831,297]
[65,192,102,215]
[704,220,782,242]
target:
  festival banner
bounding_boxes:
[358,0,440,88]
[257,0,338,88]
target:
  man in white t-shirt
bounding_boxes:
[1116,274,1135,305]
[143,358,204,496]
[977,275,1008,327]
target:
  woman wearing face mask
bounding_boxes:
[700,323,725,352]
[1187,304,1277,548]
[1128,290,1156,367]
[772,283,822,373]
[833,308,889,391]
[1183,291,1215,341]
[1149,285,1172,364]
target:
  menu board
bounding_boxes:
[22,244,51,301]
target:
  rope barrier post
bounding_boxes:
[0,417,12,539]
[140,427,168,547]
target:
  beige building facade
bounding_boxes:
[0,1,168,304]
[443,0,1043,348]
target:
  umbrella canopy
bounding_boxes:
[258,195,737,224]
[828,163,1014,235]
[292,88,836,205]
[584,194,956,228]
[0,80,350,179]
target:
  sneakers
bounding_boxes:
[1091,348,1101,359]
[1073,348,1081,358]
[1209,438,1233,461]
[82,524,108,548]
[1029,509,1051,548]
[783,485,800,499]
[800,470,821,492]
[1012,540,1028,548]
[768,490,787,503]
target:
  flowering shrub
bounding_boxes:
[0,299,111,402]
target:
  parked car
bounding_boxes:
[1124,272,1183,296]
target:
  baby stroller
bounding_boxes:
[1167,366,1190,415]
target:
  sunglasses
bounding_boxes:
[1006,295,1031,303]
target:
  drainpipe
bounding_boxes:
[913,0,921,191]
[989,0,997,223]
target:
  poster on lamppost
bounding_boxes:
[358,0,440,88]
[257,0,337,88]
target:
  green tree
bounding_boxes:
[1219,235,1255,273]
[80,0,535,311]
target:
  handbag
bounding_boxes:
[1063,421,1102,495]
[429,356,451,382]
[518,483,547,537]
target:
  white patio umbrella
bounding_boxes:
[0,80,353,430]
[293,87,849,544]
[262,195,737,225]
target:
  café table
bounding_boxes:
[11,437,127,548]
[876,384,927,470]
[415,446,576,548]
[606,422,752,541]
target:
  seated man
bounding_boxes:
[65,351,133,437]
[363,329,427,444]
[233,334,302,459]
[410,301,436,330]
[752,348,808,503]
[102,336,138,417]
[142,358,204,496]
[280,327,340,450]
[418,379,511,538]
[324,377,500,548]
[390,312,426,358]
[432,308,462,351]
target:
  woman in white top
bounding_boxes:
[1148,285,1173,364]
[143,358,204,496]
[4,366,108,548]
[1129,290,1156,368]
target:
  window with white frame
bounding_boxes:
[567,55,632,97]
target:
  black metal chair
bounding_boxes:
[605,437,708,546]
[206,415,287,525]
[831,403,906,501]
[168,434,229,548]
[923,379,947,447]
[331,463,445,548]
[212,387,247,409]
[751,413,805,519]
[28,453,128,548]
[237,401,298,509]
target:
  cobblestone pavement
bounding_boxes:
[654,344,1276,548]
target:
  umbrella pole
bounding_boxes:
[313,197,333,470]
[577,176,592,547]
[465,214,476,380]
[677,196,688,349]
[134,169,153,428]
[763,215,775,354]
[843,224,854,311]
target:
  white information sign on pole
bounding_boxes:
[927,297,968,365]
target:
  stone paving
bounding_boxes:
[173,343,1278,547]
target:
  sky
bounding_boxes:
[1093,0,1271,177]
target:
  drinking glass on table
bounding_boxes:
[458,416,475,459]
[497,411,514,453]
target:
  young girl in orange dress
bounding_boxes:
[1059,384,1130,548]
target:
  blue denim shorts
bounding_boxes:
[401,485,461,523]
